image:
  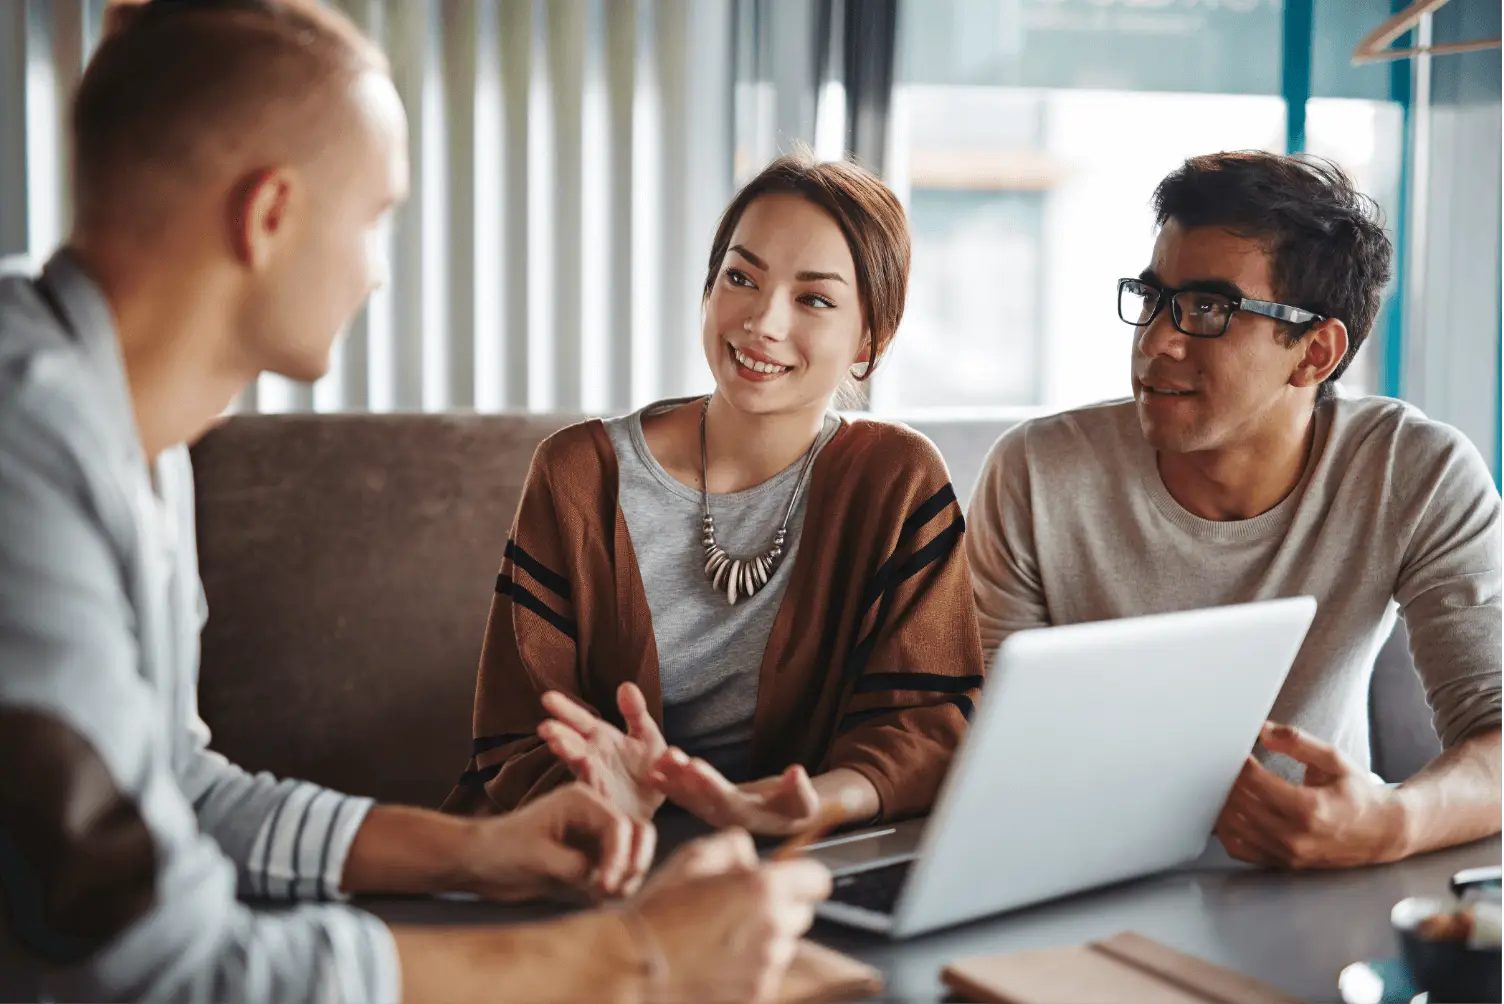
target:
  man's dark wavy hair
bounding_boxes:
[1152,151,1394,401]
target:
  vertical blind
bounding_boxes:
[279,0,739,416]
[2,0,743,415]
[0,0,900,416]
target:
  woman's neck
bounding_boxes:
[701,392,829,494]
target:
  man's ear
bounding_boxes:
[230,168,297,270]
[1289,317,1349,390]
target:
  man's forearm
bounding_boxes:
[342,805,478,896]
[1391,727,1502,858]
[392,912,642,1004]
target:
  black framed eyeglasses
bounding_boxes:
[1117,277,1323,339]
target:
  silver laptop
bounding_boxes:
[810,597,1317,937]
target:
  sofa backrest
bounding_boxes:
[191,413,578,807]
[190,410,1439,812]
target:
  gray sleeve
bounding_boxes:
[965,424,1052,659]
[158,444,376,903]
[0,409,401,1004]
[1394,424,1503,749]
[180,730,377,903]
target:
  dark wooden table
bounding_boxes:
[362,814,1501,1002]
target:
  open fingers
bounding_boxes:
[660,750,740,801]
[537,720,596,779]
[618,683,666,750]
[541,690,604,736]
[654,751,731,822]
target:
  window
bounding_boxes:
[874,0,1406,414]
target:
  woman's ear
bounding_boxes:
[848,329,878,380]
[850,333,873,378]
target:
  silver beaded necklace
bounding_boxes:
[699,397,821,605]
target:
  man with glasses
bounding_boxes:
[967,151,1500,869]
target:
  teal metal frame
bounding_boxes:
[1280,0,1313,155]
[1380,6,1413,401]
[1281,0,1411,402]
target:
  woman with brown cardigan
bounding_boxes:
[443,154,985,836]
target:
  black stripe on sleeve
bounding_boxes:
[840,517,965,687]
[496,574,578,640]
[899,484,958,545]
[856,484,960,613]
[458,764,504,788]
[473,733,533,755]
[853,672,984,695]
[837,694,975,733]
[504,540,572,602]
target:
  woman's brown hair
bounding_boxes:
[702,153,910,381]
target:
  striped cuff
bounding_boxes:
[244,783,375,902]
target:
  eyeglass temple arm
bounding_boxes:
[1241,297,1323,324]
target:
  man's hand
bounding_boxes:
[391,829,830,1004]
[1215,721,1406,869]
[342,786,652,902]
[652,751,822,836]
[629,829,833,1004]
[538,683,667,821]
[460,783,655,901]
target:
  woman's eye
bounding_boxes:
[725,269,755,288]
[801,293,836,309]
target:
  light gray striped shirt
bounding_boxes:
[0,252,399,1002]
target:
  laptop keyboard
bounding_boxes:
[829,859,914,915]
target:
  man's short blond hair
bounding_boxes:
[73,0,388,234]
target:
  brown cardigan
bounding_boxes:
[441,416,986,822]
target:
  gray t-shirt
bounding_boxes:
[967,396,1502,781]
[606,399,840,781]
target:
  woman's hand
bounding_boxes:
[537,683,667,821]
[651,749,831,837]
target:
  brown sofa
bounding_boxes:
[190,412,1441,812]
[191,413,578,808]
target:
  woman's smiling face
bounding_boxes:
[702,193,867,418]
